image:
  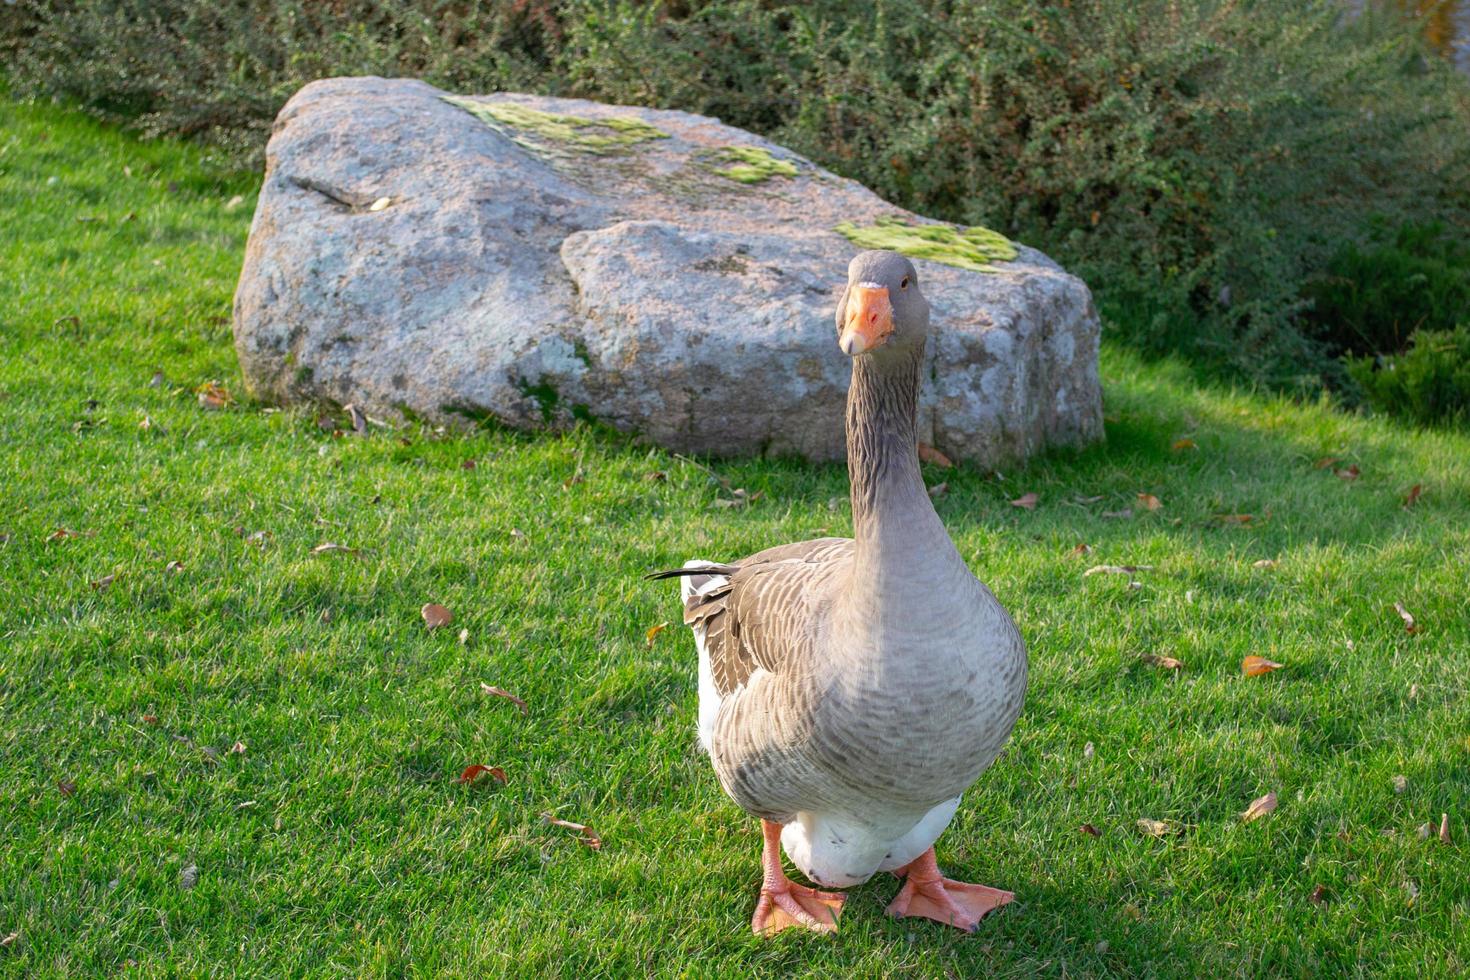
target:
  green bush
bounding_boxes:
[5,0,1470,395]
[1348,325,1470,426]
[1305,220,1470,357]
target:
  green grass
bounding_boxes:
[3,97,1469,979]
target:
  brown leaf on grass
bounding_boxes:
[1171,438,1197,451]
[46,527,82,542]
[58,779,77,797]
[1141,652,1183,671]
[1440,813,1451,844]
[1214,513,1253,525]
[1335,464,1361,482]
[542,813,602,850]
[509,528,528,541]
[1393,602,1419,634]
[455,764,507,786]
[645,622,669,646]
[196,381,231,410]
[1241,792,1279,822]
[461,459,477,471]
[0,931,17,949]
[1252,559,1279,569]
[91,574,116,592]
[926,482,948,499]
[1392,774,1408,794]
[1137,493,1162,511]
[229,741,246,756]
[143,713,159,725]
[421,603,453,629]
[1313,456,1340,469]
[1403,484,1423,508]
[480,683,528,716]
[164,560,184,574]
[1069,543,1094,557]
[916,443,953,468]
[344,403,368,435]
[310,542,357,556]
[1084,564,1153,577]
[1136,818,1174,837]
[1080,823,1102,838]
[1010,492,1038,510]
[644,470,667,483]
[1242,655,1284,676]
[1309,884,1329,904]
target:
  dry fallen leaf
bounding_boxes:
[1137,493,1162,511]
[1171,438,1197,451]
[1010,492,1039,510]
[142,713,158,725]
[916,443,953,468]
[1080,823,1102,838]
[58,778,77,797]
[1069,543,1094,557]
[542,813,602,850]
[480,683,529,716]
[644,470,667,483]
[179,864,198,890]
[1309,884,1329,904]
[1242,655,1284,676]
[645,622,669,646]
[91,573,116,592]
[1141,652,1183,671]
[1241,791,1279,822]
[455,764,507,785]
[1393,602,1418,634]
[1252,559,1279,569]
[1136,818,1174,837]
[345,403,368,435]
[1440,813,1451,845]
[1215,513,1254,525]
[1335,464,1361,482]
[421,603,453,629]
[1403,484,1423,508]
[164,560,184,575]
[1392,774,1408,795]
[46,527,82,542]
[1084,564,1153,577]
[1313,456,1340,470]
[311,542,357,556]
[196,381,231,410]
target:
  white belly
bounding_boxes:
[779,797,962,888]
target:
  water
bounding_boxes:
[1406,0,1470,72]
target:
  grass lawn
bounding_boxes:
[3,96,1469,978]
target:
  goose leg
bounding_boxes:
[750,819,846,935]
[885,847,1012,932]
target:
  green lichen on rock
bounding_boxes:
[834,216,1018,273]
[442,96,667,156]
[711,146,799,184]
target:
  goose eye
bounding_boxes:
[900,276,910,290]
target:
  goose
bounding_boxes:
[649,249,1027,935]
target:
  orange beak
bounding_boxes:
[839,283,894,356]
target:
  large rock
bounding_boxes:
[233,77,1103,464]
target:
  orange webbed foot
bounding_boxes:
[750,819,845,935]
[886,848,1012,932]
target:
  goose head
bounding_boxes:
[836,250,929,360]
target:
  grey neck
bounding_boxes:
[845,343,958,587]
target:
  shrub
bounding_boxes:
[1305,220,1470,357]
[5,0,1470,395]
[1348,325,1470,426]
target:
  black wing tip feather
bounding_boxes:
[643,563,741,581]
